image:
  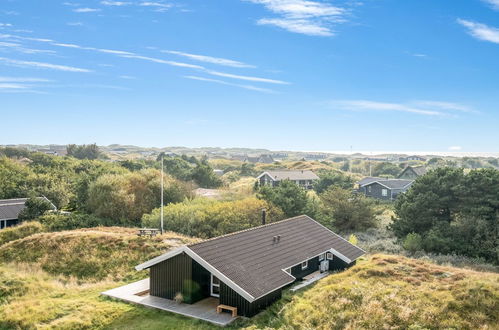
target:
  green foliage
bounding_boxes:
[191,159,222,188]
[0,221,45,246]
[313,169,354,193]
[319,186,379,231]
[403,233,423,253]
[142,197,284,238]
[392,167,499,264]
[38,213,112,231]
[18,197,54,221]
[372,161,401,177]
[258,180,314,218]
[67,143,101,160]
[348,234,358,245]
[0,157,30,199]
[87,169,190,225]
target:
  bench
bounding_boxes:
[137,228,159,237]
[216,304,237,317]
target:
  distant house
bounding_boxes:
[398,166,428,180]
[358,179,413,200]
[0,197,56,230]
[399,155,426,162]
[131,215,365,318]
[257,170,319,189]
[213,169,224,176]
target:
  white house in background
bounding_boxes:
[257,170,319,189]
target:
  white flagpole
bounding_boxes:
[160,155,164,235]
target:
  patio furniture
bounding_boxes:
[138,228,159,237]
[216,304,237,317]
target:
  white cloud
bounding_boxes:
[458,19,499,44]
[0,83,28,89]
[205,70,289,84]
[101,1,131,6]
[483,0,499,10]
[73,8,101,13]
[0,57,92,72]
[119,75,135,79]
[0,23,13,27]
[67,22,84,26]
[0,41,57,54]
[331,100,444,116]
[184,75,276,93]
[448,146,462,151]
[413,100,475,113]
[162,50,255,68]
[139,2,171,11]
[257,18,333,36]
[0,77,52,82]
[246,0,347,36]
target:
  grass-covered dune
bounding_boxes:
[0,225,197,281]
[247,254,499,330]
[0,226,498,329]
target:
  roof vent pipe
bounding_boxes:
[262,208,266,225]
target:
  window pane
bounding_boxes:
[212,275,220,285]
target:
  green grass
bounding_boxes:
[1,227,497,329]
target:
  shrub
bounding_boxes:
[18,197,54,221]
[37,213,113,231]
[142,197,284,238]
[319,186,380,231]
[348,234,358,245]
[0,221,45,246]
[403,233,423,254]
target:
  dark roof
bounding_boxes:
[357,177,383,186]
[0,197,56,221]
[188,215,364,299]
[411,166,427,176]
[0,198,28,220]
[258,170,319,181]
[365,179,413,189]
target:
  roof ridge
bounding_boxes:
[188,214,310,247]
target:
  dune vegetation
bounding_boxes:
[1,227,498,330]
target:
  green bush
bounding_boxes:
[142,197,284,238]
[0,221,46,246]
[37,213,113,231]
[403,233,423,253]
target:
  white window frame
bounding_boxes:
[382,188,388,197]
[210,273,220,298]
[368,186,372,193]
[301,261,308,270]
[319,253,325,261]
[326,252,333,260]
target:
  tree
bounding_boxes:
[314,170,354,193]
[392,167,499,264]
[0,157,31,199]
[86,169,190,225]
[18,197,54,221]
[372,162,400,177]
[258,180,312,218]
[191,160,222,188]
[319,186,379,231]
[67,144,100,160]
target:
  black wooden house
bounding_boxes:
[135,215,365,317]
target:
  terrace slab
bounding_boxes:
[101,278,237,326]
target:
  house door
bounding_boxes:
[320,260,329,272]
[210,274,220,298]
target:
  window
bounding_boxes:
[382,188,388,197]
[326,252,333,260]
[301,261,308,270]
[367,186,372,193]
[319,253,325,261]
[211,274,220,297]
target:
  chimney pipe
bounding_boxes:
[262,208,266,225]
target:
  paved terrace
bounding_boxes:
[101,278,237,326]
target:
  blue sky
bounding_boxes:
[1,0,498,152]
